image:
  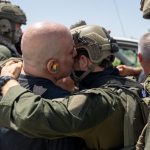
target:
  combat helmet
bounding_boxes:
[140,0,150,19]
[70,25,119,85]
[0,0,26,43]
[71,24,119,65]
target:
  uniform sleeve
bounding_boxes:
[144,118,150,150]
[0,45,12,61]
[0,85,116,139]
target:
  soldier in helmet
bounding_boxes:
[0,0,26,61]
[0,23,149,150]
[70,24,119,91]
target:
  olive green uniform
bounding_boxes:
[0,44,21,61]
[144,74,150,95]
[0,84,146,150]
[138,0,150,149]
[144,121,150,150]
[0,36,21,61]
[0,45,12,61]
[0,0,26,61]
[141,75,150,150]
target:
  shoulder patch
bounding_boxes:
[33,85,47,96]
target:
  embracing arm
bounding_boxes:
[0,84,115,139]
[0,61,115,139]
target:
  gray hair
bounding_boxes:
[138,32,150,61]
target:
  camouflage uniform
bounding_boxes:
[137,2,150,149]
[0,0,26,61]
[137,75,150,150]
[144,75,150,95]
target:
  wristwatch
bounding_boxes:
[0,76,14,88]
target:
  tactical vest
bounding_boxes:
[103,76,150,150]
[74,76,149,150]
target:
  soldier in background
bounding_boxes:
[137,32,150,150]
[0,0,26,61]
[135,1,150,149]
[117,0,150,83]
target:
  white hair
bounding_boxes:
[138,32,150,61]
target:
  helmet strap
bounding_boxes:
[11,22,17,43]
[73,63,96,88]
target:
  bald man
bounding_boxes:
[20,22,76,97]
[0,22,87,150]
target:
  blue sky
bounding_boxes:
[11,0,149,39]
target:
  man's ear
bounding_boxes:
[47,60,59,73]
[79,55,90,69]
[138,53,143,63]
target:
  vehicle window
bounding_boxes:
[113,40,140,67]
[113,48,139,67]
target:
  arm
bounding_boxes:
[1,60,22,95]
[0,62,115,139]
[0,46,12,61]
[0,85,115,139]
[117,65,142,77]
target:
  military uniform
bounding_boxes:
[0,0,26,61]
[140,1,150,149]
[144,119,150,150]
[137,82,150,149]
[0,45,12,61]
[0,37,21,61]
[144,74,150,95]
[0,79,147,150]
[0,74,87,150]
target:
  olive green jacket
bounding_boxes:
[0,45,12,61]
[0,85,145,150]
[0,44,21,61]
[144,121,150,150]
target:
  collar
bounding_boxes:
[78,66,120,90]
